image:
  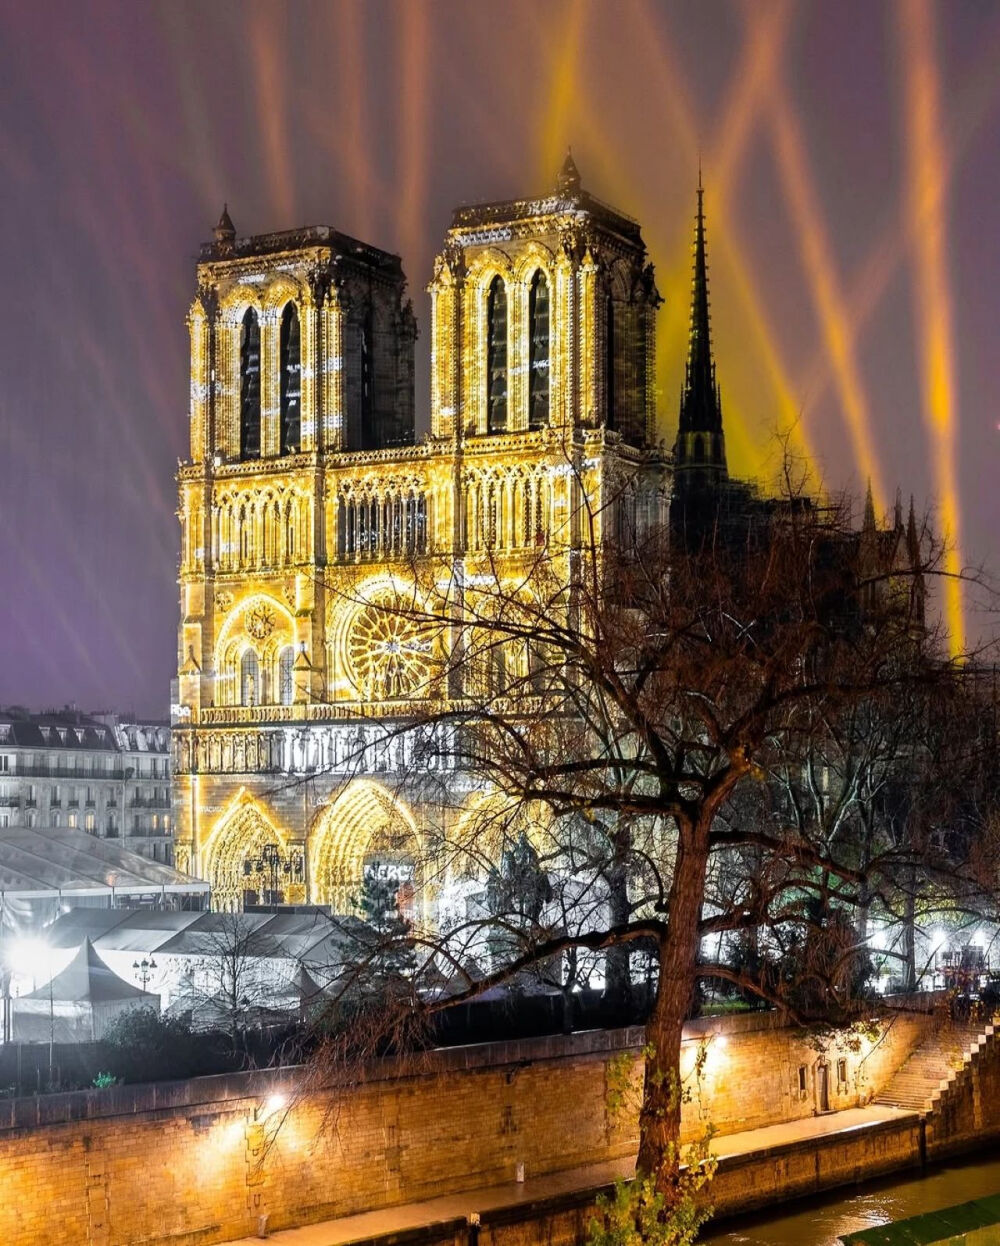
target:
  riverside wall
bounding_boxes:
[0,1011,937,1245]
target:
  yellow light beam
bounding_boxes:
[657,2,792,408]
[338,0,374,231]
[801,10,1000,417]
[398,2,430,282]
[629,0,818,483]
[539,0,586,182]
[899,0,965,654]
[530,0,811,481]
[249,7,295,226]
[766,77,888,512]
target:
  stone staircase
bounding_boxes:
[875,1020,996,1113]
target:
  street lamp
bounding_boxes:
[132,956,157,991]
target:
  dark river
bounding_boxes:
[699,1148,1000,1244]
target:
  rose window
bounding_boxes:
[348,602,435,700]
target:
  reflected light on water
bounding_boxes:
[699,1147,1000,1245]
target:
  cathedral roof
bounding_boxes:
[448,155,643,246]
[199,222,404,274]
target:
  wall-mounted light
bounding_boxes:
[255,1092,288,1123]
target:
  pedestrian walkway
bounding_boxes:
[228,1104,916,1246]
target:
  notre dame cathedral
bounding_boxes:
[172,156,741,911]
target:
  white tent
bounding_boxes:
[11,938,159,1042]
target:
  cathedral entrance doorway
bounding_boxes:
[309,781,422,915]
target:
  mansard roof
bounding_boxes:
[0,707,169,753]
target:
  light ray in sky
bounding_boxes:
[250,7,296,226]
[398,2,430,286]
[767,78,887,512]
[899,0,965,654]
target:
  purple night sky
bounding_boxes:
[0,1,996,716]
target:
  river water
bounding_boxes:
[699,1148,1000,1244]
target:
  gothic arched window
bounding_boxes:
[241,649,260,707]
[240,308,261,459]
[278,646,295,706]
[279,303,301,455]
[487,276,508,434]
[529,270,550,428]
[605,294,616,431]
[360,305,375,448]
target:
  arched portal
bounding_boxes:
[309,781,422,915]
[203,794,289,911]
[450,792,551,881]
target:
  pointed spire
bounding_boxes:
[556,148,582,197]
[214,203,236,244]
[862,478,876,533]
[675,174,727,479]
[906,494,920,560]
[894,487,904,531]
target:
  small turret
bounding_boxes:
[556,149,582,198]
[213,203,236,246]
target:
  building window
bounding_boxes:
[68,813,77,829]
[529,270,550,428]
[278,646,295,706]
[837,1058,848,1086]
[0,755,8,772]
[280,302,301,454]
[605,293,616,430]
[360,305,376,448]
[85,813,95,832]
[241,649,260,706]
[240,307,261,459]
[487,276,508,434]
[798,1065,807,1095]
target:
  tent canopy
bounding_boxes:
[20,938,156,1004]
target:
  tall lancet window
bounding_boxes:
[360,305,375,448]
[487,276,508,434]
[605,294,616,431]
[528,270,550,428]
[279,303,301,455]
[241,649,259,707]
[278,646,295,706]
[240,308,261,459]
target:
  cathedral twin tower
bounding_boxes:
[174,155,725,911]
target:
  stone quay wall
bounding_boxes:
[0,1011,935,1246]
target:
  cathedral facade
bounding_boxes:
[173,157,675,912]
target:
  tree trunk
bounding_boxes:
[902,881,917,992]
[636,823,709,1192]
[604,830,633,1011]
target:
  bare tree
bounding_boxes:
[313,469,995,1218]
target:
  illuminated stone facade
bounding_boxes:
[173,159,670,911]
